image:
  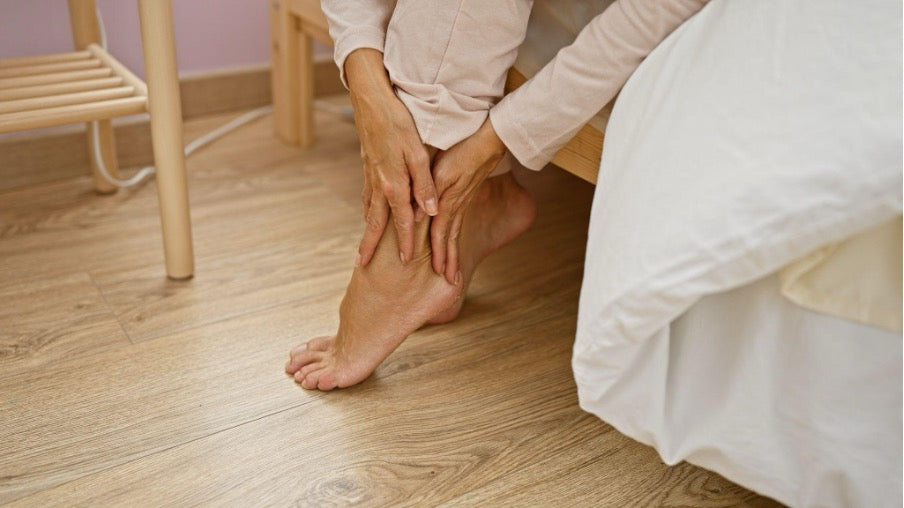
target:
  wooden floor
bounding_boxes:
[0,101,782,506]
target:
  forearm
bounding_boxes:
[490,0,708,170]
[344,49,394,106]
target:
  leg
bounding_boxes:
[138,0,194,279]
[68,0,120,194]
[428,157,534,324]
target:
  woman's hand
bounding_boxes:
[345,49,437,267]
[430,117,507,284]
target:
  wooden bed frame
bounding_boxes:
[270,0,605,185]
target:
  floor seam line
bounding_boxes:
[87,270,135,345]
[3,399,314,505]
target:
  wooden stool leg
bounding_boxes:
[68,0,120,194]
[138,0,194,279]
[271,1,315,147]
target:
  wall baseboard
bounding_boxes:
[0,61,343,193]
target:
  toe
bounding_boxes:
[306,336,333,351]
[289,342,308,356]
[286,343,309,373]
[317,371,339,390]
[286,349,324,374]
[294,362,322,383]
[300,368,325,390]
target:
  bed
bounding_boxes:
[271,1,903,505]
[557,0,902,506]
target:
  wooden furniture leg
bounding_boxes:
[271,1,315,147]
[137,0,194,279]
[68,0,120,194]
[296,23,315,147]
[270,0,294,144]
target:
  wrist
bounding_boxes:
[479,117,507,159]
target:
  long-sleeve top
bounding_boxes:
[321,0,707,170]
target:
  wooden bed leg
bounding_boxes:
[68,0,120,194]
[138,0,195,280]
[271,0,299,145]
[297,25,315,147]
[271,1,315,147]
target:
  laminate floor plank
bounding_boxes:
[0,271,129,382]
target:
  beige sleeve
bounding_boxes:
[382,0,532,150]
[321,0,397,87]
[489,0,708,170]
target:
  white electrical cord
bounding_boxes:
[89,105,274,188]
[89,9,350,189]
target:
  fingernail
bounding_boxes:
[455,271,462,285]
[400,251,407,264]
[355,254,362,266]
[425,198,438,216]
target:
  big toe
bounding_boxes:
[306,336,333,351]
[286,349,324,374]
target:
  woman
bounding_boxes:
[285,0,707,390]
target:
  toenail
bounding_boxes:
[399,251,407,264]
[455,271,462,285]
[355,254,362,266]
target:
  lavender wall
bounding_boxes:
[0,0,330,77]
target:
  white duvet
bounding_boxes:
[572,0,902,505]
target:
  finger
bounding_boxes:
[361,177,373,219]
[382,181,416,264]
[430,209,450,275]
[358,194,389,266]
[361,168,372,206]
[414,205,427,223]
[406,149,438,216]
[445,213,464,285]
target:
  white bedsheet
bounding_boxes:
[573,0,902,506]
[658,275,900,506]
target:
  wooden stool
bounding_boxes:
[0,0,194,279]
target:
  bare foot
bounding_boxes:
[285,216,462,390]
[285,172,535,390]
[427,171,536,324]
